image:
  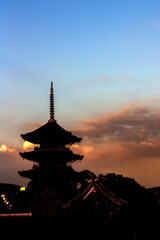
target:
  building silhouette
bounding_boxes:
[18,82,84,216]
[18,82,127,220]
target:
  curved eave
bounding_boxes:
[18,169,34,179]
[21,134,82,145]
[19,151,84,163]
[20,121,82,145]
[18,165,69,180]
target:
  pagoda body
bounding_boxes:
[19,82,83,190]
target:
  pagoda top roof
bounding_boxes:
[21,119,82,145]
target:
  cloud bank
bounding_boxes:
[0,144,32,186]
[1,99,160,187]
[72,99,160,187]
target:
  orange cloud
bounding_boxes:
[72,100,160,187]
[0,144,32,185]
[0,144,16,153]
[74,100,160,144]
[72,144,93,153]
[73,141,160,187]
[1,99,160,187]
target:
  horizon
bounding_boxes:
[1,0,160,188]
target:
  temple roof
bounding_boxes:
[21,119,82,145]
[18,165,75,181]
[19,148,83,163]
[63,176,128,209]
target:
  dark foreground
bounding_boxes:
[0,212,159,240]
[0,177,159,239]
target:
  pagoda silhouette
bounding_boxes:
[18,82,84,216]
[18,82,127,219]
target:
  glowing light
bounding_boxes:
[20,187,25,191]
[83,186,95,200]
[23,141,34,150]
[1,194,12,209]
[0,144,7,152]
[72,144,79,148]
[0,144,15,152]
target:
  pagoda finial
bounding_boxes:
[50,81,54,120]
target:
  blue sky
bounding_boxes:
[1,0,160,186]
[1,1,160,116]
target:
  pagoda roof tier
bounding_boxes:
[18,165,73,181]
[19,149,83,164]
[21,119,82,145]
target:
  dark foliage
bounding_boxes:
[99,173,157,204]
[97,173,160,239]
[0,183,20,194]
[0,173,160,239]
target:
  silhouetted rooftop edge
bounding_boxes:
[19,148,83,163]
[21,120,82,145]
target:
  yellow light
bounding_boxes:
[1,194,5,198]
[20,187,25,191]
[0,144,7,152]
[23,141,34,150]
[72,144,79,148]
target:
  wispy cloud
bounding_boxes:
[74,99,160,144]
[92,75,132,82]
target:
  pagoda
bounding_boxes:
[19,82,83,191]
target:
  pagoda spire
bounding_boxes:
[50,81,54,120]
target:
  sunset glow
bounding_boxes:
[0,145,7,152]
[0,144,15,153]
[23,141,34,150]
[72,144,93,153]
[1,0,160,187]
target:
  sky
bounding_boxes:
[1,0,160,187]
